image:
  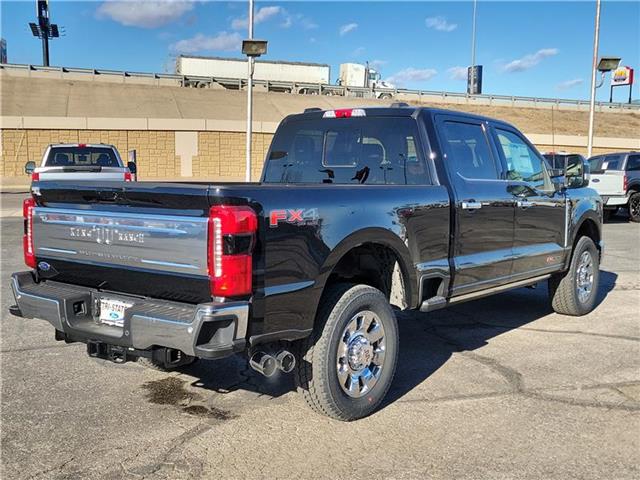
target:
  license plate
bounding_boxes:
[99,298,132,327]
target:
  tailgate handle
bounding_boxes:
[461,201,482,211]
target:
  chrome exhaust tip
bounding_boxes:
[276,350,296,373]
[249,351,278,377]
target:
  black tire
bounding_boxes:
[629,192,640,223]
[295,283,399,421]
[137,352,196,372]
[548,236,600,316]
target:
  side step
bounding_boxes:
[419,296,447,312]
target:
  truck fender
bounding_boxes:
[565,198,603,269]
[315,227,417,310]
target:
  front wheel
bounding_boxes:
[295,284,399,421]
[629,192,640,222]
[548,236,600,316]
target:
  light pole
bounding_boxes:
[467,0,482,95]
[242,1,268,182]
[245,0,254,182]
[471,0,477,78]
[586,0,601,158]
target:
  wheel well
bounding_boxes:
[325,243,410,309]
[575,218,600,252]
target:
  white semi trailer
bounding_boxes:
[176,55,330,94]
[338,63,396,99]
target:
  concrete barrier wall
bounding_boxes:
[1,127,274,186]
[2,121,637,188]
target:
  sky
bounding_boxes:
[1,1,638,102]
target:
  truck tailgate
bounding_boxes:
[31,181,214,303]
[590,171,625,197]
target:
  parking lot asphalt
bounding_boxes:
[1,193,638,480]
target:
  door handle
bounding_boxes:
[516,200,535,209]
[461,201,482,210]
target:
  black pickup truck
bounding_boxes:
[10,106,603,421]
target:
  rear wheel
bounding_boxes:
[629,192,640,222]
[295,283,399,421]
[548,236,599,316]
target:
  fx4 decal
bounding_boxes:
[269,208,319,228]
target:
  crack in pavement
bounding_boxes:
[27,456,75,479]
[424,325,640,412]
[1,343,79,354]
[470,321,640,343]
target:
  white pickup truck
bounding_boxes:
[587,152,640,222]
[25,144,136,182]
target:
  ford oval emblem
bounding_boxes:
[38,261,51,272]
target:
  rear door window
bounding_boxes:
[440,121,498,180]
[263,117,430,185]
[45,147,121,167]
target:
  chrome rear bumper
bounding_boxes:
[10,271,248,359]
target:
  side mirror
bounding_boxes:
[566,158,590,189]
[127,161,137,174]
[25,161,36,175]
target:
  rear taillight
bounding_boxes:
[31,172,40,182]
[23,198,36,268]
[124,172,133,182]
[623,174,628,192]
[207,205,257,297]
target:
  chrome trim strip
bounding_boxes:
[36,207,206,223]
[140,258,200,270]
[450,274,552,304]
[40,246,78,255]
[263,280,315,297]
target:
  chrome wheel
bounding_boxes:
[336,310,386,398]
[576,250,594,304]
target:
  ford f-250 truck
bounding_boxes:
[10,106,603,421]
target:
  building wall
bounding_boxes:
[1,128,276,185]
[0,126,637,188]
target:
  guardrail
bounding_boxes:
[2,62,638,112]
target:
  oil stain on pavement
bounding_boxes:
[142,376,237,419]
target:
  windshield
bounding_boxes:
[44,147,121,168]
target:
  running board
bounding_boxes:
[419,296,447,312]
[448,274,552,305]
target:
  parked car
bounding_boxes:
[10,106,602,421]
[587,151,640,222]
[25,143,137,182]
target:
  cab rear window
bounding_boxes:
[263,117,430,185]
[45,147,121,168]
[589,154,622,173]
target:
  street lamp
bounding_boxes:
[243,0,268,182]
[586,0,614,159]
